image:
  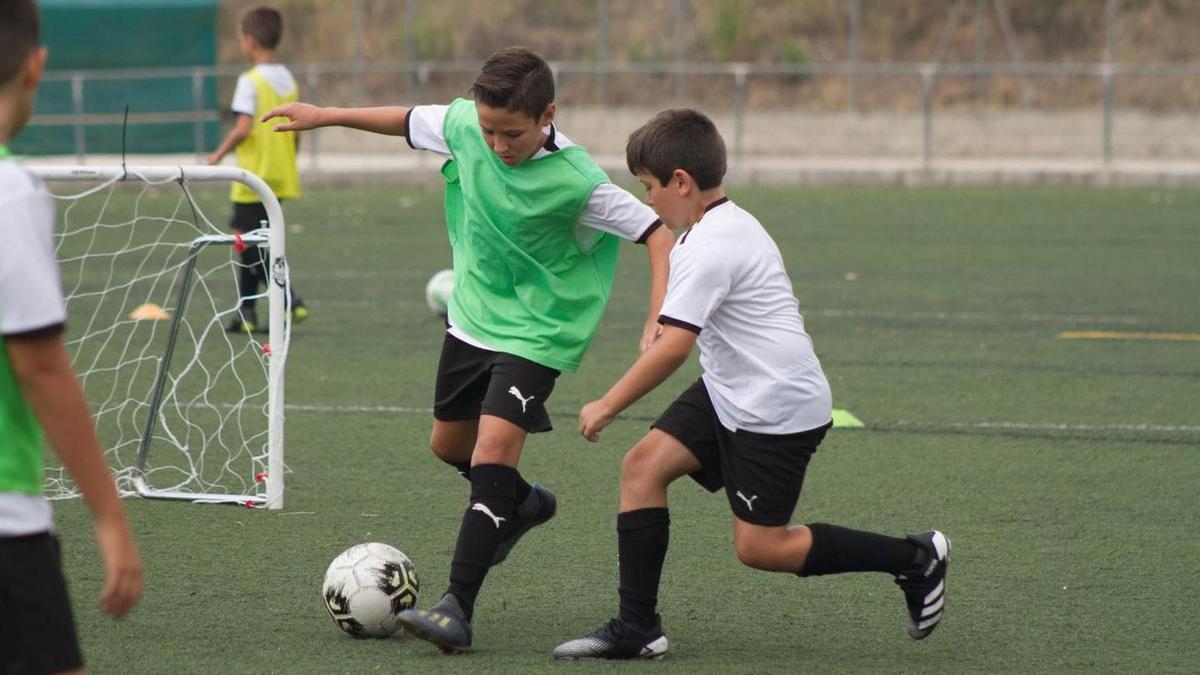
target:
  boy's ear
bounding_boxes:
[24,46,47,90]
[671,168,693,195]
[538,102,556,128]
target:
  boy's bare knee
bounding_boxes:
[471,434,520,466]
[621,442,662,486]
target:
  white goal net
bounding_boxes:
[31,165,290,509]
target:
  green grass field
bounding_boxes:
[49,183,1199,673]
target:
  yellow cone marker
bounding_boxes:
[832,409,864,429]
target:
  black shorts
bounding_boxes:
[433,332,560,433]
[0,532,84,674]
[652,378,831,526]
[229,201,270,233]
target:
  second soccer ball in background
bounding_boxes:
[424,269,454,318]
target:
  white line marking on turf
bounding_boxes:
[886,420,1200,434]
[285,403,433,414]
[810,309,1148,326]
[280,404,1200,434]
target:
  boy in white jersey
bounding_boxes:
[207,5,306,333]
[262,47,673,653]
[553,109,950,660]
[0,2,142,672]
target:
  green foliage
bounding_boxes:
[712,0,750,61]
[411,5,455,61]
[779,40,811,84]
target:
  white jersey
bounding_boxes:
[405,104,661,352]
[658,198,832,434]
[0,160,63,535]
[230,63,297,116]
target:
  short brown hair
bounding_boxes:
[470,47,554,120]
[626,109,727,191]
[241,6,283,49]
[0,0,39,87]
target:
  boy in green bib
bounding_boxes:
[208,5,307,333]
[264,46,673,653]
[1,2,142,671]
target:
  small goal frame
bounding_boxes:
[31,165,289,509]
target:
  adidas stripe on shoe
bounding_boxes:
[895,529,950,640]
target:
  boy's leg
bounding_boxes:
[429,335,537,501]
[555,380,719,661]
[400,352,558,652]
[553,430,698,661]
[397,416,535,653]
[430,418,477,479]
[732,519,919,574]
[446,414,528,617]
[718,423,950,640]
[227,203,264,331]
[616,430,700,629]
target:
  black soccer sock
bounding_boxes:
[441,458,472,480]
[446,463,519,621]
[617,508,670,630]
[798,523,924,577]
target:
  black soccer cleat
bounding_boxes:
[396,593,472,654]
[490,482,557,567]
[895,529,951,640]
[552,616,669,660]
[225,307,258,334]
[291,299,310,323]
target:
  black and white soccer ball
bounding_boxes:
[322,542,420,638]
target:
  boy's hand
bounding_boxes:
[579,399,617,443]
[205,151,222,166]
[261,102,324,131]
[94,515,143,618]
[640,319,663,353]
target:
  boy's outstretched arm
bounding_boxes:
[639,226,673,352]
[6,333,143,619]
[579,325,696,442]
[262,102,412,136]
[206,113,253,165]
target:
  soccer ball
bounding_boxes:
[322,543,420,638]
[424,268,455,318]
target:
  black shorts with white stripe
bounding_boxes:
[433,332,560,433]
[651,378,830,526]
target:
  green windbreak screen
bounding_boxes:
[15,0,219,155]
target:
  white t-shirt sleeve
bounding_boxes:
[657,239,731,333]
[0,181,66,335]
[404,105,452,158]
[230,73,257,116]
[577,183,661,243]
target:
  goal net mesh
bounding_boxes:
[35,167,289,507]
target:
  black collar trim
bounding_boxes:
[703,196,730,214]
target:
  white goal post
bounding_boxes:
[31,165,289,509]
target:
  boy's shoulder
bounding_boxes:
[0,161,45,204]
[554,145,608,184]
[680,200,771,253]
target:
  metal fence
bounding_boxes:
[30,58,1200,169]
